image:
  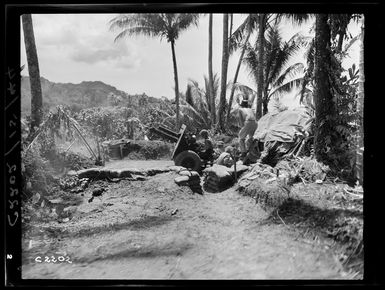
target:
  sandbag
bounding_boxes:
[147,168,170,176]
[179,170,192,177]
[168,165,187,173]
[203,164,232,179]
[174,175,190,185]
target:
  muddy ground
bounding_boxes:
[22,160,358,280]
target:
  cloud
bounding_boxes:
[72,43,126,63]
[27,14,142,70]
[71,39,142,70]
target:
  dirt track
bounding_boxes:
[22,160,345,280]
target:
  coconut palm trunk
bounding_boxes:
[262,98,269,115]
[208,14,216,127]
[22,14,43,136]
[356,15,364,185]
[218,13,230,132]
[170,40,180,131]
[256,14,266,120]
[226,28,252,124]
[109,14,199,132]
[313,14,336,162]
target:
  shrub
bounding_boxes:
[124,140,173,160]
[22,148,56,200]
[138,141,172,159]
[75,106,137,141]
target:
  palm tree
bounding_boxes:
[208,14,216,127]
[313,14,336,162]
[226,14,259,124]
[203,73,220,117]
[329,14,353,53]
[356,15,364,185]
[298,14,360,164]
[109,13,199,130]
[180,75,220,130]
[242,13,310,120]
[256,14,267,120]
[22,14,43,137]
[243,25,306,114]
[218,14,230,132]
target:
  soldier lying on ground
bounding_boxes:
[215,146,235,167]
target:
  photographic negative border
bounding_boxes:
[3,0,383,287]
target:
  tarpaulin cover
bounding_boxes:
[254,108,310,143]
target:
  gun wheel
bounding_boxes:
[174,150,202,171]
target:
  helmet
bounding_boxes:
[199,129,209,138]
[238,93,249,107]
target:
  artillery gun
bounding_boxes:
[148,124,213,171]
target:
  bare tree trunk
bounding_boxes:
[171,40,180,131]
[263,99,269,115]
[218,13,229,132]
[229,14,233,49]
[22,14,43,136]
[356,15,364,185]
[262,84,270,115]
[226,28,252,124]
[208,14,216,127]
[256,14,265,120]
[313,14,336,162]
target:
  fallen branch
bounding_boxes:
[299,176,307,185]
[343,188,363,199]
[64,140,76,153]
[276,209,288,227]
[24,113,55,154]
[168,256,182,279]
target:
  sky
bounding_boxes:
[20,13,361,110]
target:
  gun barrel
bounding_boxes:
[149,126,179,143]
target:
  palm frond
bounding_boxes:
[243,43,260,83]
[297,87,313,105]
[173,14,200,40]
[231,83,257,103]
[343,32,361,52]
[230,14,258,43]
[267,42,300,86]
[110,13,199,44]
[113,27,163,42]
[185,84,194,107]
[268,77,303,100]
[304,39,315,65]
[176,14,200,30]
[180,103,208,127]
[272,62,305,88]
[287,32,313,48]
[280,14,311,26]
[110,14,166,42]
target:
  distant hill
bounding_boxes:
[21,76,168,116]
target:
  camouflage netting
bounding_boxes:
[237,163,291,210]
[237,157,332,210]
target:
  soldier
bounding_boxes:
[199,129,214,164]
[215,146,234,167]
[237,94,258,160]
